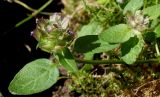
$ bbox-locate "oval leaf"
[57,47,78,73]
[8,59,59,95]
[74,35,119,53]
[123,0,143,14]
[74,35,100,53]
[143,4,160,20]
[77,22,103,37]
[99,24,132,43]
[121,34,144,64]
[92,41,119,53]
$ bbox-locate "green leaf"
[143,4,160,19]
[74,35,100,53]
[8,59,59,95]
[81,52,94,72]
[92,41,119,53]
[150,18,159,29]
[121,34,144,64]
[77,22,103,37]
[99,24,133,43]
[57,47,78,73]
[84,52,94,60]
[74,35,119,71]
[74,35,119,53]
[123,0,143,14]
[154,24,160,38]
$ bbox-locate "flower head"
[49,13,71,30]
[31,13,73,53]
[127,10,149,32]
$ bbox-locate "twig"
[15,0,53,27]
[13,0,53,15]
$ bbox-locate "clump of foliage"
[7,0,160,96]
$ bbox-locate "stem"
[75,59,160,64]
[14,0,33,11]
[155,42,160,56]
[15,0,53,27]
[13,0,53,15]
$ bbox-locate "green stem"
[155,42,160,56]
[14,0,53,15]
[75,59,160,64]
[15,0,53,27]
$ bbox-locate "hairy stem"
[15,0,53,27]
[75,59,160,64]
[13,0,52,15]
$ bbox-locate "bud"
[31,13,73,53]
[49,13,71,30]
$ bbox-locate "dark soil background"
[0,0,63,97]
